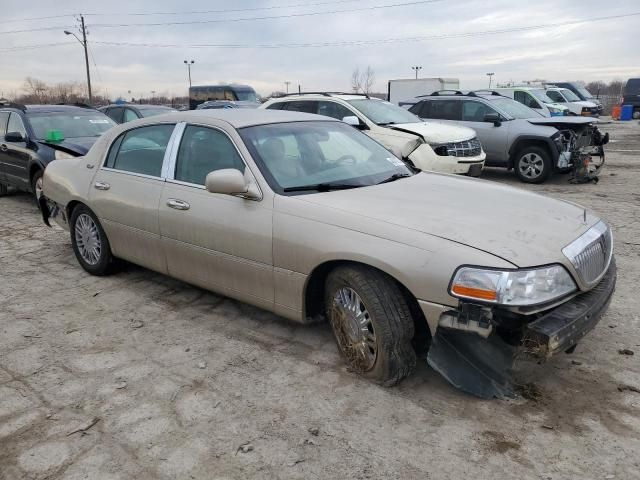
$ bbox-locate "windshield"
[490,98,542,119]
[560,89,581,102]
[530,89,556,104]
[235,90,258,102]
[239,121,412,194]
[139,108,176,117]
[27,112,115,139]
[347,99,420,125]
[576,86,593,99]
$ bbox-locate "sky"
[1,0,639,100]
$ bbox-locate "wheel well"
[304,260,431,348]
[66,200,83,220]
[28,164,42,188]
[509,139,553,167]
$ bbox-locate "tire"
[70,205,115,276]
[324,265,416,386]
[633,109,640,120]
[31,169,43,207]
[514,146,552,184]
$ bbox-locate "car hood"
[389,122,476,143]
[572,100,598,108]
[38,136,99,156]
[293,173,599,268]
[527,117,596,127]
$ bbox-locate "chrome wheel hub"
[331,287,377,371]
[519,153,544,179]
[75,213,101,265]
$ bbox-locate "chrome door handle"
[94,181,110,190]
[0,144,7,152]
[167,199,190,210]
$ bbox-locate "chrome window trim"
[98,122,179,179]
[166,121,263,201]
[100,167,167,182]
[562,221,613,287]
[161,122,186,179]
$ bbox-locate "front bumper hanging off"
[427,260,617,399]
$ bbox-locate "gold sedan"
[41,110,615,398]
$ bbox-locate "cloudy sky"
[1,0,638,99]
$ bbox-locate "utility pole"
[486,72,495,88]
[64,15,92,104]
[284,81,291,93]
[411,66,422,79]
[184,60,195,88]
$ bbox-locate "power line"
[86,0,444,29]
[0,25,76,35]
[2,10,638,51]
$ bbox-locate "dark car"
[0,102,116,201]
[549,82,603,116]
[99,104,177,124]
[622,78,640,119]
[195,100,259,110]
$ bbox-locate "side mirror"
[483,113,501,126]
[342,116,368,130]
[5,131,25,142]
[205,168,260,200]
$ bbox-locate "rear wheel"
[324,265,416,386]
[514,146,552,184]
[70,205,115,276]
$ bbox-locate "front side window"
[0,112,9,136]
[106,107,124,123]
[105,124,175,177]
[317,101,355,121]
[347,99,420,125]
[123,108,139,122]
[490,98,541,119]
[561,89,580,102]
[461,101,497,122]
[239,121,412,194]
[174,125,245,185]
[427,100,461,121]
[7,113,27,138]
[546,90,566,103]
[515,91,541,109]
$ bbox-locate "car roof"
[101,104,174,110]
[132,109,338,128]
[270,93,374,102]
[21,105,99,113]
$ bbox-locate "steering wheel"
[335,155,357,166]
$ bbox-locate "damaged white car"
[261,93,486,176]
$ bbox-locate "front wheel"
[31,170,43,207]
[70,205,115,276]
[324,265,416,386]
[514,146,552,184]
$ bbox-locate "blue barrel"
[620,104,634,121]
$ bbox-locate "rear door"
[89,123,178,273]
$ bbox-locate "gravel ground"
[1,119,639,480]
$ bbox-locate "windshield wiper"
[376,173,411,185]
[283,183,363,192]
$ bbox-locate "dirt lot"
[1,119,639,480]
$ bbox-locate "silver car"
[40,110,616,398]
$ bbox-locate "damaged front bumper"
[426,259,617,399]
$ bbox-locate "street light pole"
[64,14,92,104]
[486,72,495,89]
[284,81,291,93]
[411,66,422,79]
[183,60,194,88]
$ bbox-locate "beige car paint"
[42,110,603,337]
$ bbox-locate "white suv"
[261,93,486,176]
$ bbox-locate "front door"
[1,113,31,190]
[459,100,509,164]
[158,123,274,309]
[89,123,177,273]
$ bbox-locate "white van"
[545,87,600,116]
[494,87,569,117]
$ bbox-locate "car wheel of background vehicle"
[324,265,416,386]
[514,146,551,184]
[633,109,640,120]
[31,170,43,207]
[70,205,115,276]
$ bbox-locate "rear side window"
[0,112,9,136]
[428,100,461,120]
[105,124,175,177]
[265,102,285,110]
[174,125,245,185]
[282,101,318,114]
[317,101,354,121]
[106,107,124,123]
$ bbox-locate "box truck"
[387,78,460,105]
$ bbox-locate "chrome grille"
[433,138,482,157]
[563,221,613,287]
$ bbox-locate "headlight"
[54,150,74,160]
[449,265,576,306]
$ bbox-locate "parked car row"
[33,108,616,398]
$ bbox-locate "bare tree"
[351,66,376,94]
